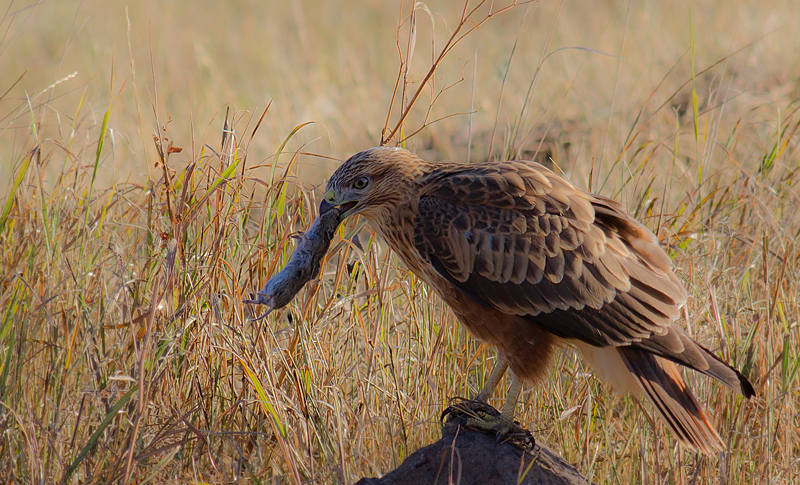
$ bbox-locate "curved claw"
[441,398,497,423]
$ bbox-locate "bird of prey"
[320,146,754,454]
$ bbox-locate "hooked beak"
[320,189,359,216]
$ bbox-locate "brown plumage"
[321,146,754,454]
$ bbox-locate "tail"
[618,347,725,453]
[577,342,734,454]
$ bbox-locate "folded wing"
[412,160,753,452]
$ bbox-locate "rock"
[354,411,591,485]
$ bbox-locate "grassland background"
[1,0,799,483]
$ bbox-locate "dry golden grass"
[1,0,799,483]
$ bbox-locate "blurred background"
[3,0,798,191]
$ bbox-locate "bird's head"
[320,146,425,220]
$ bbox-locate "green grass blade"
[0,152,33,233]
[0,286,19,400]
[61,386,137,483]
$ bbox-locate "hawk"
[320,146,754,453]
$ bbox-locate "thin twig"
[381,0,531,146]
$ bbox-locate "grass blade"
[61,386,137,484]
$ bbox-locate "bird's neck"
[364,197,424,273]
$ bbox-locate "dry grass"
[1,0,799,483]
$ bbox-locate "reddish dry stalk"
[381,0,530,146]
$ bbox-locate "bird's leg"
[475,358,508,403]
[500,373,522,420]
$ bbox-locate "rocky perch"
[354,410,591,485]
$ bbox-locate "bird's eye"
[353,176,369,189]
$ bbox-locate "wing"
[413,160,688,348]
